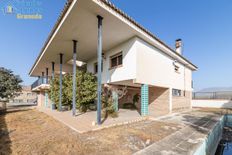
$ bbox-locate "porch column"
[141,84,149,116]
[45,68,49,108]
[41,72,44,84]
[97,15,103,125]
[46,68,49,84]
[72,40,77,116]
[59,53,63,111]
[51,62,55,110]
[52,62,55,80]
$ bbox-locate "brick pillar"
[141,84,149,116]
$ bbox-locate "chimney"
[175,39,182,55]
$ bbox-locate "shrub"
[49,70,97,111]
[49,70,118,117]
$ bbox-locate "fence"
[193,91,232,100]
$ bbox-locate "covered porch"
[29,0,172,125]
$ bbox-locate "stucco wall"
[192,100,232,108]
[37,91,45,107]
[172,91,192,112]
[135,38,193,91]
[87,37,137,84]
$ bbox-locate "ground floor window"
[172,89,181,97]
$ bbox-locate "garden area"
[0,105,181,155]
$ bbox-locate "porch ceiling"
[30,0,137,76]
[30,0,197,77]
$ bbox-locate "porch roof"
[29,0,197,77]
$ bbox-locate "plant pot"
[51,103,56,110]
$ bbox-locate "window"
[94,62,103,74]
[110,52,123,69]
[172,89,181,97]
[27,93,32,96]
[174,65,179,72]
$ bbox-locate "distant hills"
[198,87,232,92]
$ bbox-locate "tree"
[0,67,23,102]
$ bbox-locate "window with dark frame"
[94,62,103,74]
[110,52,123,68]
[172,89,182,97]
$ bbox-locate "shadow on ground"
[0,106,31,155]
[181,108,232,135]
[0,108,12,155]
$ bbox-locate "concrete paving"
[134,110,223,155]
[38,107,145,133]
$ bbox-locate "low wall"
[193,116,224,155]
[192,99,232,108]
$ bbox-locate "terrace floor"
[37,106,144,133]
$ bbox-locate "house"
[10,86,37,104]
[29,0,197,124]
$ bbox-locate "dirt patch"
[0,106,181,155]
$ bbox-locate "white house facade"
[29,0,197,124]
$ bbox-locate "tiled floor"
[37,107,144,133]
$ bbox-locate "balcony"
[31,77,50,92]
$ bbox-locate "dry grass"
[0,106,181,155]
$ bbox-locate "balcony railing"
[31,77,49,90]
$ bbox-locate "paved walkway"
[134,110,223,155]
[38,107,145,133]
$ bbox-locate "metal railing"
[31,77,49,90]
[193,91,232,100]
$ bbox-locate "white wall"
[192,100,232,108]
[87,37,193,91]
[135,38,193,91]
[87,37,137,84]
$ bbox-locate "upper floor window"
[94,62,103,74]
[172,89,181,97]
[110,52,122,69]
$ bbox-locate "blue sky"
[0,0,232,91]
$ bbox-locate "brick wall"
[172,91,192,112]
[149,87,170,117]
